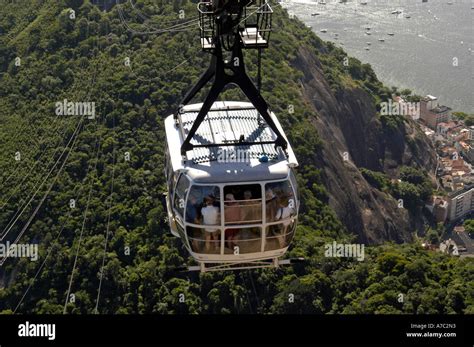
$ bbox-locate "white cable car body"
[164,2,300,271]
[165,102,299,271]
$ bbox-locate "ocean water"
[281,0,474,112]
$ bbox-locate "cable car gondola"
[164,1,299,272]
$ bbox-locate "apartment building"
[448,187,474,221]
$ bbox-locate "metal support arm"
[178,34,288,156]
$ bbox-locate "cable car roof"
[165,101,298,183]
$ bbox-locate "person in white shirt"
[201,196,220,252]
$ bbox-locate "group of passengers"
[185,186,295,252]
[265,188,295,248]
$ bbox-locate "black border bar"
[0,314,472,346]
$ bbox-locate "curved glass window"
[265,219,296,251]
[186,185,220,224]
[265,180,296,223]
[173,174,190,217]
[224,227,262,254]
[187,226,221,254]
[224,184,262,224]
[176,222,186,240]
[182,180,297,255]
[289,169,299,209]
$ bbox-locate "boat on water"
[378,38,385,42]
[320,29,328,33]
[388,32,395,36]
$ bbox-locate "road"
[457,230,474,254]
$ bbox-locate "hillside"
[0,0,472,314]
[293,44,437,243]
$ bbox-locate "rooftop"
[165,102,298,183]
[431,105,452,114]
[438,121,458,129]
[424,95,438,101]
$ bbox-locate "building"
[423,95,438,110]
[439,146,457,158]
[436,121,457,135]
[426,196,449,223]
[447,187,474,221]
[457,141,474,164]
[458,128,470,141]
[434,198,449,223]
[392,95,420,120]
[452,158,469,172]
[440,239,459,256]
[420,95,452,130]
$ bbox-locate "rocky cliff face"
[292,46,437,244]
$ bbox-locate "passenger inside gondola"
[224,193,240,249]
[224,184,262,224]
[186,194,201,224]
[265,187,278,222]
[264,180,297,250]
[224,193,240,224]
[274,197,295,247]
[222,185,263,252]
[201,195,220,252]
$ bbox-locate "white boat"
[320,29,328,33]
